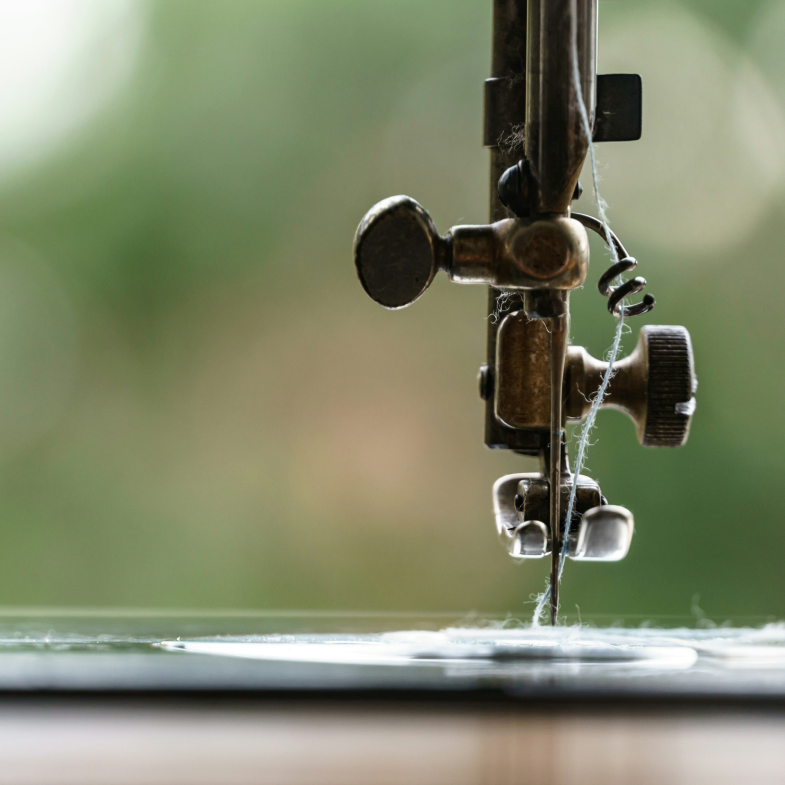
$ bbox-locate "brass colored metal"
[565,345,646,432]
[354,200,590,309]
[522,0,598,619]
[495,313,551,430]
[354,196,445,310]
[484,0,531,453]
[526,0,596,215]
[565,325,696,448]
[450,217,589,290]
[483,78,527,149]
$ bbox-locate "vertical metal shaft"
[485,0,597,623]
[548,313,568,625]
[484,0,529,451]
[526,0,595,214]
[488,0,527,225]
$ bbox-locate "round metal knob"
[566,325,696,448]
[640,325,696,448]
[353,196,446,309]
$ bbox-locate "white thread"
[487,290,522,324]
[532,6,627,626]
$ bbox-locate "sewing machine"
[353,0,697,624]
[1,5,784,783]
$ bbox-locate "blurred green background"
[0,0,782,620]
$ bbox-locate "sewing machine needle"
[549,314,567,625]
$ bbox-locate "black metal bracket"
[483,72,642,149]
[594,74,642,143]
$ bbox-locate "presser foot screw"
[478,364,493,401]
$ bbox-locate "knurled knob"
[641,325,696,447]
[566,324,697,448]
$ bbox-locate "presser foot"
[493,473,634,562]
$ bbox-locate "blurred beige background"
[0,0,782,621]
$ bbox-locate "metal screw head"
[497,160,530,218]
[478,364,493,401]
[353,195,443,309]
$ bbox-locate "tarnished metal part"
[484,0,532,453]
[451,217,589,290]
[353,198,589,311]
[521,0,597,619]
[481,0,645,454]
[643,326,697,447]
[565,325,697,447]
[485,71,642,150]
[495,313,551,430]
[565,344,647,430]
[525,0,596,215]
[353,196,446,309]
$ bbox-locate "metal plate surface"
[0,610,781,702]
